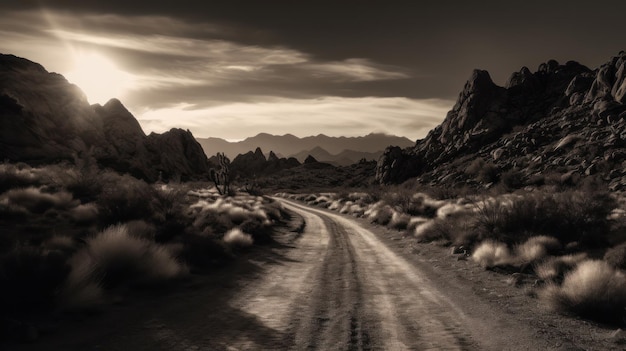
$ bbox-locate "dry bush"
[223,228,253,247]
[368,204,393,225]
[97,174,157,225]
[0,163,41,193]
[500,168,524,189]
[540,260,626,324]
[471,241,513,268]
[472,191,615,247]
[66,224,187,292]
[413,221,441,242]
[514,236,561,265]
[535,253,587,282]
[604,242,626,270]
[389,211,411,230]
[477,161,499,183]
[3,187,76,214]
[69,203,99,224]
[60,166,104,203]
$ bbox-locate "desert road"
[14,198,553,351]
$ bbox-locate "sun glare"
[65,52,135,105]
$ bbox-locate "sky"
[1,1,625,141]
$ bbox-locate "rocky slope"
[0,54,210,182]
[377,52,626,191]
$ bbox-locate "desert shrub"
[151,186,188,224]
[0,163,40,193]
[389,211,410,230]
[465,158,499,183]
[0,247,70,315]
[471,240,513,268]
[411,213,477,245]
[514,236,561,265]
[97,175,157,225]
[413,221,441,242]
[67,224,187,290]
[223,228,253,248]
[472,191,615,247]
[191,207,232,235]
[477,162,499,184]
[69,203,99,224]
[370,206,393,225]
[541,260,626,324]
[535,253,587,282]
[465,158,485,177]
[500,168,524,189]
[604,242,626,270]
[407,216,429,231]
[436,202,472,219]
[328,200,342,211]
[61,167,103,204]
[3,187,76,214]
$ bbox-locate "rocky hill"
[0,54,210,182]
[376,52,626,192]
[197,132,413,165]
[229,147,301,179]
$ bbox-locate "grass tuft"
[471,240,512,268]
[540,260,626,324]
[223,228,253,248]
[66,224,187,292]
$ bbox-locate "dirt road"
[12,199,568,350]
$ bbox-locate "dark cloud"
[1,1,625,138]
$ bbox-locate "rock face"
[230,147,300,178]
[377,52,626,191]
[0,54,210,182]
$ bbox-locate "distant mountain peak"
[196,132,414,166]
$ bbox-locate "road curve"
[274,199,549,351]
[13,198,551,351]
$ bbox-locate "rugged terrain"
[0,54,210,182]
[377,52,626,192]
[7,199,619,350]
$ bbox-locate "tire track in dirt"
[283,200,475,350]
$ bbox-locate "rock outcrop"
[0,54,210,182]
[230,147,300,178]
[377,51,626,191]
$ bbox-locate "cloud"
[0,9,448,140]
[305,58,410,82]
[134,97,454,140]
[0,9,413,97]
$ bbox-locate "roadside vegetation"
[278,184,626,325]
[0,161,286,340]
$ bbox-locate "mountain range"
[3,50,625,193]
[196,133,414,166]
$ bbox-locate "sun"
[65,52,135,105]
